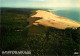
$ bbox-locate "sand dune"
[27,10,80,29]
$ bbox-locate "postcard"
[0,0,80,56]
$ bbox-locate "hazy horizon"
[1,0,80,8]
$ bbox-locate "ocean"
[50,8,80,23]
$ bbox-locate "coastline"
[27,10,80,29]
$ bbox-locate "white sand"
[27,10,80,29]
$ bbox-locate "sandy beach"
[27,10,80,29]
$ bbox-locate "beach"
[27,10,80,29]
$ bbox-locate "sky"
[0,0,80,8]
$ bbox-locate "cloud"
[43,0,80,7]
[1,0,79,8]
[76,0,80,7]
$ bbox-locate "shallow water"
[51,8,80,23]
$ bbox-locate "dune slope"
[27,10,80,29]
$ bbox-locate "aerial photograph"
[0,0,80,56]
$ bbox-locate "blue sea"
[49,8,80,23]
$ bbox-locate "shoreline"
[27,10,80,29]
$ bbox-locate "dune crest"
[27,10,80,29]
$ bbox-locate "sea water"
[50,8,80,23]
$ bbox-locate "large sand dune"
[27,10,80,29]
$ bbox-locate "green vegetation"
[1,8,80,56]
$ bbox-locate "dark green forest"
[1,8,80,56]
